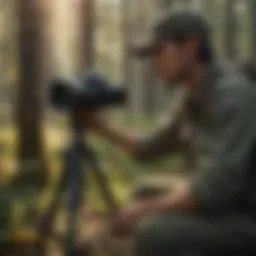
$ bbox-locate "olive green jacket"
[135,63,256,214]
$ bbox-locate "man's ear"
[186,37,200,58]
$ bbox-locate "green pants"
[134,213,256,256]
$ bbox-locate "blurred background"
[0,0,255,254]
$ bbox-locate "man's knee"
[134,213,205,256]
[134,215,181,256]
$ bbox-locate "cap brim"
[129,35,158,58]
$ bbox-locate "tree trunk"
[0,1,14,124]
[138,0,156,117]
[15,0,48,186]
[224,0,237,60]
[76,0,95,75]
[202,0,216,21]
[161,0,173,8]
[249,0,256,59]
[121,0,135,116]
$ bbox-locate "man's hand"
[76,109,138,155]
[152,178,197,213]
[110,178,197,237]
[76,109,105,133]
[110,202,150,237]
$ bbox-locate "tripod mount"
[38,108,119,256]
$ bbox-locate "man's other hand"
[110,202,150,237]
[76,109,105,132]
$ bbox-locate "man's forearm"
[95,124,139,156]
[94,120,182,162]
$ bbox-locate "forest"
[0,0,256,255]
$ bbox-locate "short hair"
[197,37,214,63]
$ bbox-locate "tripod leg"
[85,148,119,214]
[65,144,85,256]
[35,165,68,256]
[38,167,67,237]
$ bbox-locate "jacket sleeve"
[133,106,184,162]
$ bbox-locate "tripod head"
[49,72,126,111]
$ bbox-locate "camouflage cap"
[131,10,211,58]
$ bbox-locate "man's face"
[148,39,197,84]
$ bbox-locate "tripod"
[37,109,119,256]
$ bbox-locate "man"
[82,10,256,255]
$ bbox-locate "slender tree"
[202,0,216,20]
[0,0,14,121]
[15,0,48,185]
[120,0,137,116]
[137,0,157,117]
[161,0,173,8]
[249,0,256,59]
[224,0,237,60]
[75,0,96,75]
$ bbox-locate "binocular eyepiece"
[49,72,126,110]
